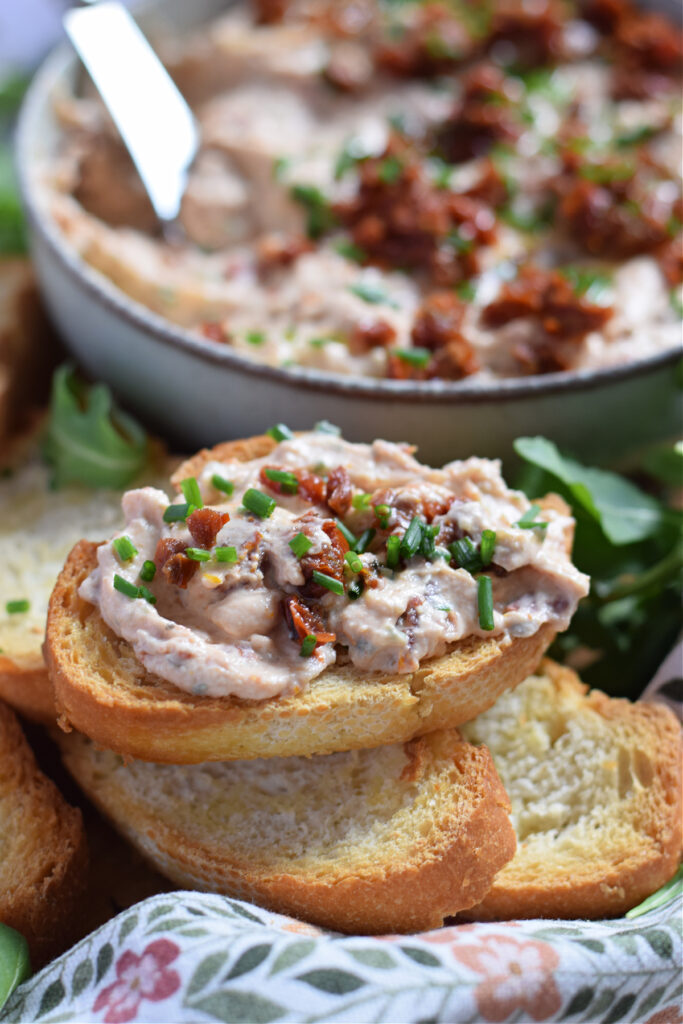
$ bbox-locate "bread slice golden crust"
[0,701,87,965]
[0,656,54,725]
[461,660,683,920]
[58,727,516,934]
[46,434,567,763]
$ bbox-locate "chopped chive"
[113,574,141,599]
[615,124,656,148]
[516,504,548,529]
[138,585,157,605]
[267,423,294,441]
[273,155,291,181]
[6,599,29,614]
[420,523,439,559]
[456,280,476,301]
[215,546,238,563]
[112,536,137,562]
[300,634,317,657]
[374,503,391,528]
[336,519,358,548]
[243,488,277,518]
[480,529,497,566]
[348,578,365,600]
[185,547,211,562]
[450,537,482,573]
[309,336,331,348]
[290,183,336,239]
[352,492,372,511]
[163,502,195,524]
[264,468,299,494]
[345,550,363,574]
[335,239,366,263]
[180,477,203,509]
[400,516,423,559]
[140,560,156,582]
[377,155,403,184]
[477,575,495,631]
[394,347,431,369]
[289,532,313,558]
[355,527,376,553]
[348,281,397,307]
[314,420,341,435]
[212,473,234,496]
[246,330,265,346]
[386,534,401,569]
[312,570,345,595]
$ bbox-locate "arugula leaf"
[513,436,661,545]
[0,923,30,1011]
[42,365,149,489]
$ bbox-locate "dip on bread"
[44,0,682,382]
[79,429,589,700]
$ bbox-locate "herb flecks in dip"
[45,0,682,381]
[79,430,589,700]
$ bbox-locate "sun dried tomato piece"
[296,470,327,505]
[161,553,199,589]
[300,520,349,595]
[486,0,567,67]
[615,10,683,74]
[326,467,353,516]
[412,291,466,350]
[558,178,674,259]
[464,158,509,209]
[482,265,612,340]
[200,322,231,344]
[253,0,288,24]
[283,595,336,644]
[580,0,628,33]
[349,318,397,355]
[437,64,521,164]
[657,234,683,287]
[154,537,187,569]
[375,2,475,78]
[187,508,230,549]
[428,339,480,380]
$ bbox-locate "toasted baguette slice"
[0,438,177,724]
[58,726,516,934]
[0,701,87,965]
[46,434,567,763]
[460,660,683,920]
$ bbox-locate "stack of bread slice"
[5,435,682,936]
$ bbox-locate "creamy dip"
[80,429,589,700]
[43,0,682,381]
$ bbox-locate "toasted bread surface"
[460,660,683,920]
[0,701,87,965]
[46,434,567,763]
[58,726,516,934]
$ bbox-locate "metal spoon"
[63,0,198,233]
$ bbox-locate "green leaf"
[641,929,674,960]
[225,944,271,980]
[514,436,661,544]
[603,993,637,1023]
[186,952,229,997]
[37,980,65,1018]
[71,959,94,998]
[296,968,365,994]
[0,924,30,1012]
[118,913,138,943]
[347,948,397,969]
[269,940,315,975]
[626,865,683,919]
[399,947,441,967]
[146,903,176,922]
[188,991,285,1023]
[225,902,264,923]
[42,365,148,489]
[95,943,114,983]
[561,986,594,1018]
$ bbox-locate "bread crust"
[59,728,517,934]
[0,656,55,725]
[0,701,87,965]
[46,434,567,763]
[462,659,683,920]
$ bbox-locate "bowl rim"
[15,26,682,407]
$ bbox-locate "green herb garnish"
[185,548,211,562]
[300,634,317,657]
[336,520,358,548]
[140,560,156,582]
[345,550,363,574]
[314,420,341,435]
[246,330,265,346]
[348,579,365,600]
[450,537,482,573]
[386,534,401,569]
[394,347,431,369]
[477,575,495,631]
[289,532,313,558]
[290,184,336,239]
[355,528,376,553]
[180,477,203,509]
[400,516,423,559]
[212,474,234,496]
[335,239,367,263]
[264,468,299,494]
[215,546,238,563]
[377,155,403,184]
[243,488,277,519]
[312,570,345,595]
[348,281,398,307]
[42,365,148,489]
[5,599,29,614]
[267,423,294,442]
[163,503,195,524]
[480,529,497,566]
[113,575,142,599]
[112,536,137,563]
[352,492,372,511]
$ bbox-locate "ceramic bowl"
[15,0,682,465]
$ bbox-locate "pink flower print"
[453,933,562,1022]
[93,939,181,1023]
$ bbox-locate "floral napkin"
[2,887,681,1024]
